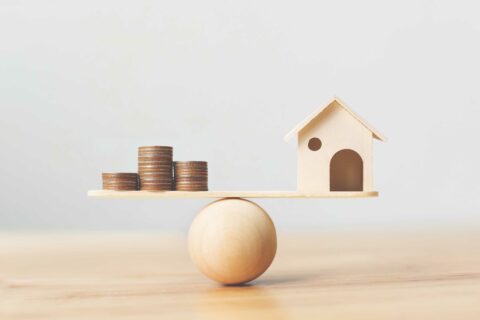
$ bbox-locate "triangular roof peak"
[284,97,387,142]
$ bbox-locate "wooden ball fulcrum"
[188,198,277,285]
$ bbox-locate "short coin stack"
[102,173,138,191]
[174,161,208,191]
[138,146,173,191]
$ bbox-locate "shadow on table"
[253,274,315,286]
[197,285,287,320]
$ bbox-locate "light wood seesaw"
[88,97,385,285]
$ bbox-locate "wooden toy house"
[284,97,386,193]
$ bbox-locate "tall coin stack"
[102,173,138,191]
[138,146,173,191]
[174,161,208,191]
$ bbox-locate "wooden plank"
[2,230,480,319]
[87,190,378,199]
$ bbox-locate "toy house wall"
[297,103,373,192]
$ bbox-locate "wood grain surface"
[2,229,480,319]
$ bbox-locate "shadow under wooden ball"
[188,198,277,285]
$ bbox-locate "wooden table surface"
[2,229,480,319]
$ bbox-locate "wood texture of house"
[285,97,386,193]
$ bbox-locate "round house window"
[308,137,322,151]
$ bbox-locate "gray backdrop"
[1,1,479,232]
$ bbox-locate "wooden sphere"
[188,198,277,285]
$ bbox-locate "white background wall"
[1,0,479,232]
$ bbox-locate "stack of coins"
[138,146,173,191]
[102,173,138,191]
[174,161,208,191]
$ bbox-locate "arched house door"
[330,149,363,191]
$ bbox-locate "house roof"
[284,97,387,142]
